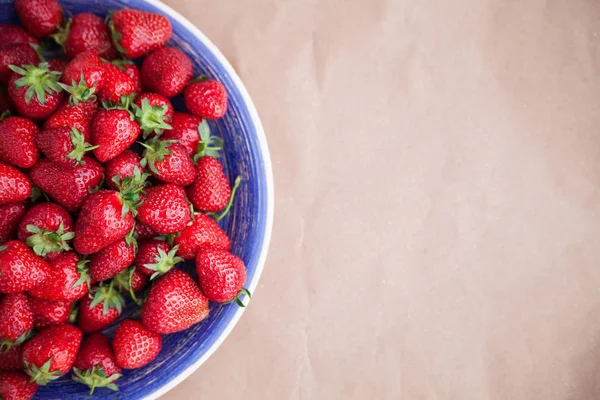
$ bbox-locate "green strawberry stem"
[113,267,138,303]
[194,120,223,161]
[139,138,174,175]
[67,127,99,164]
[50,19,72,47]
[25,222,74,257]
[144,245,183,280]
[25,357,63,386]
[107,17,127,56]
[125,225,138,253]
[0,111,10,120]
[58,73,97,105]
[223,287,252,308]
[73,259,91,291]
[72,366,121,395]
[132,98,173,138]
[214,176,242,222]
[8,63,62,105]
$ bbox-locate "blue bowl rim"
[134,1,274,398]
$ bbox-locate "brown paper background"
[161,0,600,399]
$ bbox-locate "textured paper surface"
[162,0,600,399]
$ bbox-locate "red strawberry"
[54,13,117,60]
[35,126,97,167]
[0,346,23,371]
[91,109,140,162]
[0,241,50,294]
[0,86,14,115]
[113,320,162,369]
[141,47,192,98]
[104,150,143,190]
[132,93,173,138]
[0,44,39,84]
[137,184,191,234]
[22,324,82,385]
[0,162,31,205]
[60,51,105,93]
[142,269,209,334]
[0,371,38,400]
[18,202,74,257]
[47,59,68,74]
[109,9,172,59]
[44,99,98,140]
[8,62,63,120]
[112,59,141,94]
[114,266,148,296]
[30,298,71,329]
[134,239,181,279]
[188,156,234,212]
[184,78,228,120]
[73,333,122,394]
[133,220,159,240]
[0,293,33,351]
[173,213,231,260]
[141,139,195,185]
[29,252,89,302]
[196,248,249,305]
[74,187,142,255]
[0,203,26,244]
[0,116,39,168]
[30,157,103,212]
[160,112,202,155]
[97,63,136,105]
[90,235,136,283]
[15,0,63,38]
[78,283,124,333]
[0,25,39,47]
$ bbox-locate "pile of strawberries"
[0,0,250,398]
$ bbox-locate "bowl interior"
[0,1,272,399]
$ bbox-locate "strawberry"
[134,239,181,279]
[140,139,195,185]
[132,93,173,138]
[0,371,38,400]
[196,248,249,305]
[0,116,39,168]
[0,241,50,294]
[141,47,193,98]
[78,283,124,333]
[0,293,33,351]
[0,25,39,47]
[73,184,142,255]
[54,13,117,60]
[35,126,97,167]
[31,298,71,329]
[173,213,231,260]
[8,62,63,120]
[90,234,136,283]
[188,156,235,213]
[0,44,39,84]
[109,9,172,59]
[142,269,209,334]
[104,150,143,190]
[29,252,89,302]
[44,98,98,140]
[47,59,68,74]
[160,112,202,155]
[60,51,105,93]
[18,202,74,257]
[0,203,26,244]
[113,320,162,369]
[29,157,104,212]
[134,220,159,240]
[114,266,148,296]
[72,333,122,394]
[15,0,63,38]
[97,63,136,105]
[91,109,140,162]
[0,162,31,205]
[137,184,191,234]
[0,346,23,371]
[112,59,141,94]
[184,78,228,120]
[22,324,82,385]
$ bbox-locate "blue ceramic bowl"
[0,0,274,398]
